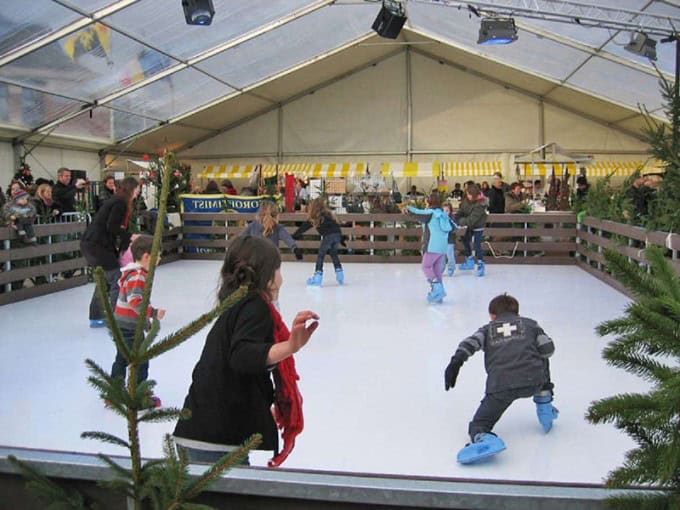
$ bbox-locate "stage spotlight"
[182,0,215,26]
[372,0,407,40]
[625,32,657,61]
[478,17,518,45]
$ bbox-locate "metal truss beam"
[412,0,680,37]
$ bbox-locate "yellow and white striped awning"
[439,161,503,177]
[380,162,439,178]
[520,161,654,177]
[520,163,577,176]
[586,161,644,177]
[199,164,255,179]
[265,162,367,178]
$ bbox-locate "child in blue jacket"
[403,192,452,303]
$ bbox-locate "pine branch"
[92,268,129,361]
[604,492,674,510]
[603,249,660,298]
[184,434,262,500]
[7,455,94,510]
[80,431,130,449]
[139,286,248,363]
[587,393,662,425]
[95,453,133,481]
[136,406,185,424]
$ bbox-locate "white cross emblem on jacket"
[497,322,517,337]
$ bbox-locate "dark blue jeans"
[111,328,149,383]
[462,229,484,262]
[315,233,342,272]
[89,267,121,320]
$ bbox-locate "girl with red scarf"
[174,235,319,466]
[80,176,139,328]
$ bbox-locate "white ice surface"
[0,261,640,483]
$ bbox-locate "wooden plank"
[0,275,88,306]
[182,226,228,234]
[576,260,630,298]
[0,258,86,285]
[0,240,82,263]
[182,239,229,248]
[181,252,225,261]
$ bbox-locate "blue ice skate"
[307,271,323,286]
[533,394,559,432]
[89,319,106,328]
[459,256,475,270]
[335,268,344,285]
[447,264,455,276]
[427,281,446,303]
[457,432,506,464]
[477,260,485,277]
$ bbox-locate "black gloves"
[294,247,303,260]
[444,354,465,391]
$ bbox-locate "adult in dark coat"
[80,176,138,326]
[487,174,508,214]
[52,167,86,214]
[174,236,319,465]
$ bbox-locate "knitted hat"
[12,188,29,200]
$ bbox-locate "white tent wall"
[543,104,649,153]
[0,140,102,186]
[282,52,407,155]
[170,43,655,194]
[180,110,279,159]
[410,52,540,152]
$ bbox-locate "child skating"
[401,192,452,303]
[292,197,345,286]
[444,293,557,463]
[454,183,487,277]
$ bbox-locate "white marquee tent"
[0,1,678,182]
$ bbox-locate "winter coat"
[457,198,487,230]
[173,293,278,451]
[2,200,36,225]
[406,206,452,254]
[52,182,79,213]
[292,211,342,238]
[504,191,526,213]
[80,195,132,270]
[241,221,297,250]
[453,312,555,394]
[487,186,506,214]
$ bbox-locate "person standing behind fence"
[241,201,303,261]
[292,198,345,287]
[80,177,139,329]
[52,167,86,215]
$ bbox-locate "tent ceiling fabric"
[0,0,677,153]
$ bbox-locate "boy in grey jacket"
[444,293,557,463]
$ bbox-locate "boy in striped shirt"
[111,235,165,406]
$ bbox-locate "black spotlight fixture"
[625,32,657,61]
[182,0,215,26]
[372,0,407,40]
[478,17,518,45]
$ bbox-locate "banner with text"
[180,194,267,252]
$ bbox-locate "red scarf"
[266,298,304,468]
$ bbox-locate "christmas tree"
[586,245,680,509]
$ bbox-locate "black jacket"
[292,211,342,238]
[52,182,79,213]
[487,186,506,214]
[174,294,278,451]
[80,195,131,270]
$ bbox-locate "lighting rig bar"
[412,0,680,37]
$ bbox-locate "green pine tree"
[10,152,261,509]
[642,75,680,234]
[586,246,680,509]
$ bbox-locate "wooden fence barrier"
[576,216,680,296]
[180,212,578,264]
[0,223,183,305]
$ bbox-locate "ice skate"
[307,271,323,286]
[89,319,106,328]
[459,256,475,270]
[447,264,455,276]
[534,394,559,432]
[427,281,446,304]
[457,432,506,464]
[477,260,485,277]
[335,268,344,285]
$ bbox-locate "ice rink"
[0,260,641,484]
